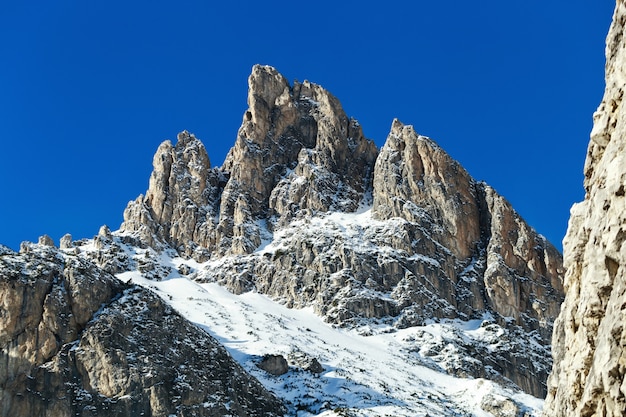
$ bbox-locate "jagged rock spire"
[121,65,378,257]
[372,119,482,260]
[373,118,563,339]
[219,65,378,253]
[120,130,225,258]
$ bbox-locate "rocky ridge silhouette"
[1,64,568,416]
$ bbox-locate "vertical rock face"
[120,131,227,258]
[0,244,286,417]
[544,2,626,416]
[372,119,483,260]
[482,185,564,341]
[219,66,378,254]
[0,244,124,392]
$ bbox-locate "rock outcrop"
[372,119,482,260]
[0,243,285,417]
[372,121,563,340]
[116,65,564,398]
[544,1,626,416]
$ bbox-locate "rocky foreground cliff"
[543,1,626,416]
[1,64,566,416]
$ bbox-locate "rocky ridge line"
[122,65,378,258]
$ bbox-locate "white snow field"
[112,250,543,417]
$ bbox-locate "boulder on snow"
[258,354,289,376]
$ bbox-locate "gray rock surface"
[373,120,563,340]
[372,119,482,260]
[287,350,324,374]
[37,234,55,247]
[544,1,626,415]
[0,243,285,417]
[59,233,73,249]
[481,392,528,417]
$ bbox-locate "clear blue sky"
[0,1,615,252]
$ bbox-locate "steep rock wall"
[544,1,626,416]
[372,119,563,341]
[121,65,378,258]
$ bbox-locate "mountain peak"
[122,65,378,257]
[115,64,565,398]
[1,63,569,415]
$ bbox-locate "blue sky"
[0,1,615,251]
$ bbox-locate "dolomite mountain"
[543,1,626,416]
[0,64,566,417]
[119,65,564,397]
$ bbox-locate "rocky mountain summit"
[1,64,567,416]
[544,1,626,416]
[118,64,564,399]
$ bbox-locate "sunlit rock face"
[544,2,626,416]
[368,119,563,396]
[372,119,482,261]
[372,120,563,341]
[118,64,564,398]
[0,244,286,417]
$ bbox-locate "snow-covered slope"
[0,242,286,417]
[75,230,544,417]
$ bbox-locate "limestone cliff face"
[0,244,125,401]
[372,120,482,261]
[0,243,285,417]
[544,2,626,416]
[121,131,227,258]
